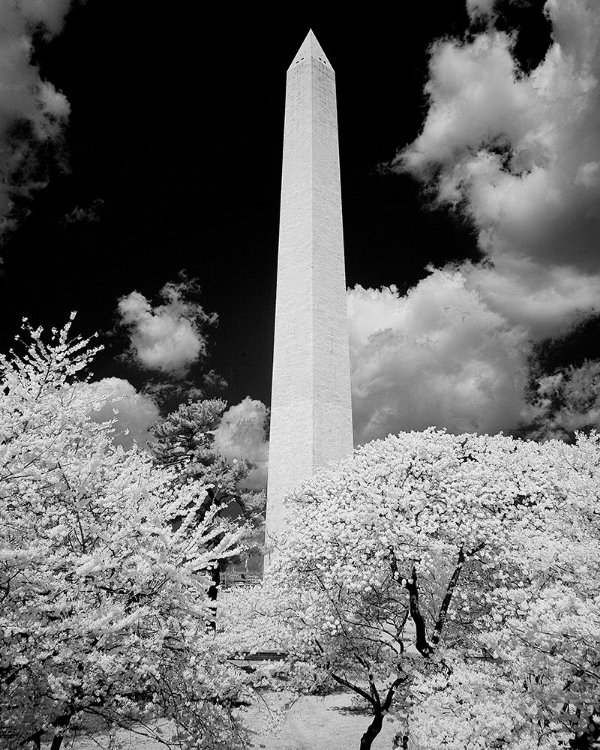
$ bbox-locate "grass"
[46,691,400,750]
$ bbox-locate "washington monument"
[265,31,354,559]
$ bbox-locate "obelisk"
[266,31,353,561]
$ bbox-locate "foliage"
[0,319,253,749]
[150,400,237,485]
[148,399,264,518]
[227,429,600,750]
[148,399,265,579]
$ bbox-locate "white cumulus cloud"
[84,377,160,449]
[348,273,529,444]
[354,0,600,441]
[214,397,269,490]
[117,276,218,379]
[395,0,600,324]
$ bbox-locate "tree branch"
[330,671,376,707]
[405,567,433,657]
[314,638,376,707]
[382,672,409,713]
[432,542,485,646]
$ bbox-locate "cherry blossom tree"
[226,429,600,750]
[0,318,253,749]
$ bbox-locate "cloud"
[465,0,498,20]
[84,377,160,449]
[462,257,600,340]
[348,273,529,444]
[117,275,218,379]
[213,398,269,490]
[17,0,75,36]
[63,198,104,224]
[354,0,600,441]
[393,0,600,329]
[0,0,75,239]
[520,360,600,441]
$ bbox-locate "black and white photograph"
[1,1,599,748]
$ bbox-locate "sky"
[0,0,599,465]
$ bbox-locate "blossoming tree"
[148,398,265,596]
[226,429,600,750]
[0,319,253,749]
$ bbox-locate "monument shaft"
[266,32,354,555]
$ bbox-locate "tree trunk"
[206,562,221,631]
[360,711,384,750]
[21,730,42,748]
[49,711,73,750]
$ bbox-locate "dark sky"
[0,2,492,406]
[4,0,597,448]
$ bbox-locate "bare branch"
[432,542,485,646]
[405,567,433,657]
